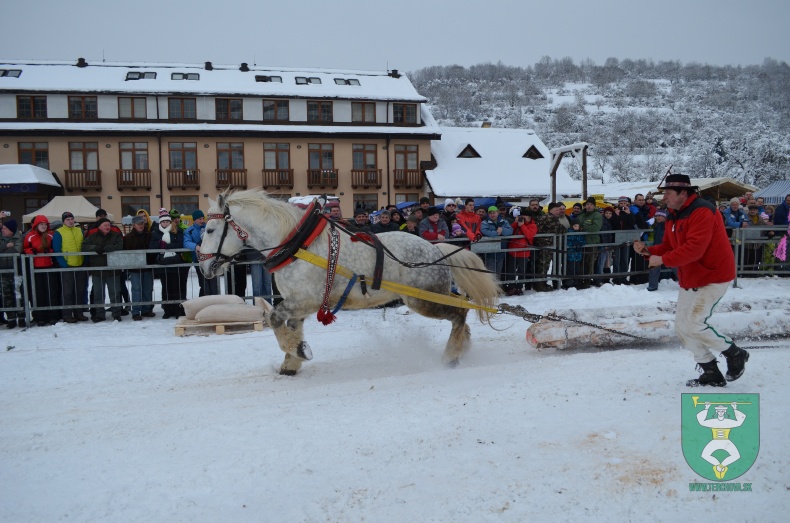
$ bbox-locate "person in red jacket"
[504,207,537,295]
[23,215,61,325]
[634,174,748,387]
[455,198,482,244]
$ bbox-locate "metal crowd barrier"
[1,227,787,326]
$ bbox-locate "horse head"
[199,191,248,279]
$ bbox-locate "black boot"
[687,359,726,387]
[721,344,749,382]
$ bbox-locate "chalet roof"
[425,126,578,198]
[0,59,426,102]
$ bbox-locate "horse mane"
[219,188,303,240]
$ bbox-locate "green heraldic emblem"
[681,393,760,481]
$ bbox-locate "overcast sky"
[3,0,788,72]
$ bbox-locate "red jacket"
[455,210,482,242]
[507,219,538,258]
[23,215,55,268]
[647,194,735,289]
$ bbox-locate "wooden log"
[526,306,790,350]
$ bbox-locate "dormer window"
[255,75,282,83]
[0,69,22,78]
[126,71,157,80]
[523,145,544,160]
[334,78,360,86]
[171,72,200,80]
[457,145,481,158]
[295,76,321,85]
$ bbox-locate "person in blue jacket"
[183,210,218,297]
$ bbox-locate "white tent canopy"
[22,196,114,224]
[0,163,61,187]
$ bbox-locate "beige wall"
[0,136,431,219]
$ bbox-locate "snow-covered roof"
[425,127,579,198]
[0,59,426,102]
[0,163,61,187]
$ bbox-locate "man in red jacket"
[634,174,748,387]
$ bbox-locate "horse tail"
[433,243,501,323]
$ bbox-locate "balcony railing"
[393,169,423,189]
[167,169,201,190]
[307,169,339,189]
[350,169,382,189]
[64,170,102,192]
[216,169,247,190]
[262,168,294,189]
[116,169,151,191]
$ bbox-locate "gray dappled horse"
[199,189,501,376]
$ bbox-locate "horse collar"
[264,200,328,273]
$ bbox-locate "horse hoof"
[297,342,313,361]
[279,368,297,376]
[445,358,460,368]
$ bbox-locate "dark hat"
[572,203,582,209]
[747,204,760,210]
[618,195,629,203]
[95,208,107,217]
[547,202,561,211]
[192,210,205,220]
[585,196,597,206]
[354,209,367,217]
[62,212,74,220]
[419,197,430,204]
[654,210,668,218]
[132,215,146,225]
[426,206,440,217]
[95,217,111,227]
[659,173,698,191]
[2,218,17,234]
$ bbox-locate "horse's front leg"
[267,303,312,376]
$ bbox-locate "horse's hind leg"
[444,310,472,366]
[267,304,311,376]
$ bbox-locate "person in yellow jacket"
[53,211,89,322]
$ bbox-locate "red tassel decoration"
[317,308,336,325]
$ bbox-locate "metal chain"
[498,303,648,340]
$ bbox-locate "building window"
[457,144,481,158]
[255,75,282,83]
[352,144,377,170]
[125,71,156,80]
[18,142,49,169]
[170,195,199,217]
[85,196,101,208]
[351,102,375,123]
[217,143,244,169]
[120,196,150,217]
[353,194,378,213]
[394,144,418,170]
[171,72,200,80]
[168,97,197,120]
[16,96,47,119]
[395,193,419,204]
[523,145,545,160]
[68,96,98,120]
[216,98,243,121]
[295,76,321,85]
[264,143,290,170]
[119,97,147,119]
[120,142,149,170]
[393,103,418,124]
[307,101,333,122]
[69,142,99,171]
[334,78,360,86]
[308,143,334,170]
[24,198,50,215]
[169,142,198,170]
[263,99,289,121]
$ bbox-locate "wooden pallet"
[175,318,265,337]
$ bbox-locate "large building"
[0,58,439,220]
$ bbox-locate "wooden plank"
[174,318,265,337]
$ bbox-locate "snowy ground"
[1,277,788,522]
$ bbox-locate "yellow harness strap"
[294,248,499,314]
